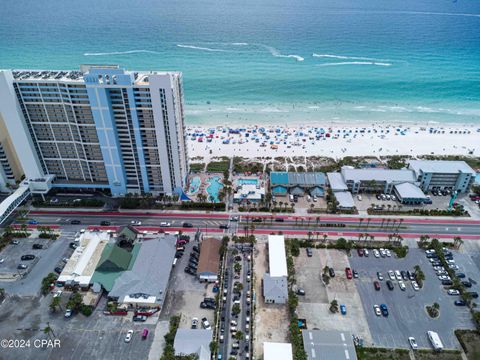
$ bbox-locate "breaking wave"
[84,50,161,56]
[317,61,392,67]
[177,44,228,52]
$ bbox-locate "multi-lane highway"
[21,210,480,240]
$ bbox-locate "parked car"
[274,217,284,222]
[400,271,408,280]
[230,216,239,222]
[380,304,389,316]
[377,272,384,281]
[133,315,147,322]
[21,254,35,261]
[385,249,392,257]
[364,249,369,257]
[467,292,478,299]
[352,269,359,278]
[407,271,416,280]
[340,304,347,315]
[357,248,364,257]
[191,317,199,329]
[69,243,77,249]
[124,329,133,343]
[373,304,381,316]
[386,280,394,290]
[33,244,44,249]
[202,317,212,330]
[182,222,193,228]
[456,273,466,278]
[219,224,229,230]
[454,300,467,306]
[306,248,313,257]
[373,249,380,258]
[64,309,73,318]
[329,267,335,277]
[388,270,395,280]
[448,289,460,296]
[296,288,306,296]
[54,267,63,274]
[462,281,472,288]
[398,281,406,291]
[374,281,381,291]
[411,281,420,291]
[441,280,453,286]
[17,264,28,270]
[184,267,196,275]
[345,267,352,280]
[408,337,418,350]
[252,217,262,223]
[10,240,19,245]
[394,270,402,280]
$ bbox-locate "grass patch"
[206,160,229,172]
[416,349,462,360]
[356,347,410,360]
[455,330,480,360]
[189,163,205,172]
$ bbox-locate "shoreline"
[186,123,480,162]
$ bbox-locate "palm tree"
[316,216,320,227]
[396,218,403,232]
[310,203,315,214]
[322,234,328,245]
[358,233,363,242]
[358,218,363,229]
[290,203,295,213]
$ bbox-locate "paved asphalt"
[350,248,477,350]
[23,211,480,240]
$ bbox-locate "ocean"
[1,0,479,126]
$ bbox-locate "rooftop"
[174,329,212,360]
[341,167,416,183]
[197,238,222,275]
[327,172,348,191]
[409,160,475,175]
[302,330,357,360]
[264,342,293,360]
[334,191,355,208]
[270,172,326,186]
[394,182,429,199]
[58,231,110,286]
[268,235,288,277]
[108,235,176,304]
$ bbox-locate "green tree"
[235,331,244,341]
[50,296,61,312]
[232,303,241,316]
[329,299,339,313]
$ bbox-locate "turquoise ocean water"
[1,0,479,126]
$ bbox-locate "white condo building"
[0,65,188,196]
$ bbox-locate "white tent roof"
[268,235,287,277]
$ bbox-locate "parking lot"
[0,230,76,297]
[0,291,155,360]
[350,248,477,350]
[160,239,216,330]
[295,248,373,344]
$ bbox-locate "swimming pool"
[189,176,201,194]
[206,176,224,203]
[238,178,258,186]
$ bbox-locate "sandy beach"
[187,123,480,162]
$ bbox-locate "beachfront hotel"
[0,65,188,196]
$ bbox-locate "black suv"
[182,222,193,228]
[21,255,35,261]
[386,280,394,290]
[32,244,44,250]
[328,267,335,277]
[70,220,81,225]
[100,221,111,226]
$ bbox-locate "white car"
[425,249,436,255]
[357,195,362,201]
[385,249,392,257]
[191,317,199,329]
[373,304,381,316]
[388,270,395,280]
[64,309,72,318]
[395,270,402,280]
[160,222,171,227]
[124,330,133,343]
[448,289,460,296]
[131,220,142,226]
[438,275,451,281]
[433,266,445,271]
[373,249,380,258]
[53,290,62,298]
[408,337,418,350]
[391,195,397,201]
[398,281,406,291]
[364,249,369,257]
[446,259,455,264]
[411,281,420,291]
[202,317,211,330]
[0,258,4,264]
[380,248,387,257]
[449,264,459,270]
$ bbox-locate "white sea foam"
[177,44,228,52]
[260,45,304,61]
[312,53,391,62]
[317,61,392,67]
[230,42,249,46]
[84,50,161,56]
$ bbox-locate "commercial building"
[409,160,475,193]
[197,238,222,282]
[0,65,188,197]
[393,182,430,205]
[333,191,355,210]
[340,167,416,194]
[58,231,110,288]
[264,342,293,360]
[233,178,265,203]
[302,330,358,360]
[263,235,288,304]
[270,172,326,197]
[108,234,176,308]
[174,329,212,360]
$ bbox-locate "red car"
[345,267,353,279]
[357,248,364,257]
[374,281,381,291]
